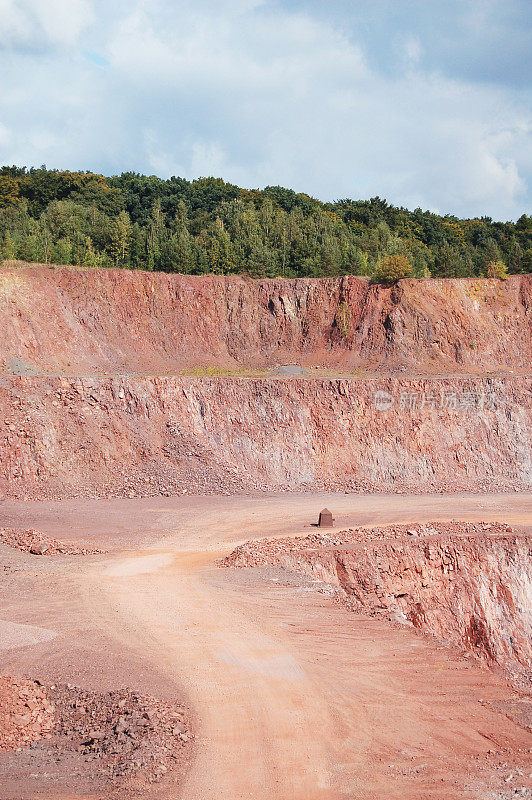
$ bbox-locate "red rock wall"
[1,265,529,499]
[0,264,530,375]
[0,376,530,499]
[222,523,532,686]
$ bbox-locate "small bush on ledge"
[373,254,414,283]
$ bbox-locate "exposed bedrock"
[0,376,530,499]
[223,523,532,686]
[0,264,531,375]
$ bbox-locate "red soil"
[0,527,103,555]
[0,263,530,798]
[1,492,531,799]
[0,677,192,792]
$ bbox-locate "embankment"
[0,376,530,499]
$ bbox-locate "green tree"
[109,210,131,266]
[52,237,72,264]
[1,230,16,259]
[0,165,529,280]
[507,237,522,274]
[434,242,462,278]
[483,237,502,272]
[37,219,53,265]
[82,237,103,268]
[486,260,509,279]
[146,200,164,269]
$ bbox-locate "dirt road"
[1,492,532,799]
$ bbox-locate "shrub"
[374,254,413,283]
[337,300,351,339]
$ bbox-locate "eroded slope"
[1,263,531,375]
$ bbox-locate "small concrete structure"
[318,508,334,527]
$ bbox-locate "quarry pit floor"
[1,491,531,800]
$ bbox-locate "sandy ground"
[1,491,531,799]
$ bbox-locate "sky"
[0,0,530,220]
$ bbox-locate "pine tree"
[507,237,522,274]
[483,237,502,272]
[2,230,16,260]
[109,211,131,266]
[434,242,461,278]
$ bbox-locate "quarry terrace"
[0,263,531,800]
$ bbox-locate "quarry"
[0,263,531,800]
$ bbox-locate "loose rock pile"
[48,683,191,784]
[0,676,192,786]
[0,676,54,750]
[0,527,103,555]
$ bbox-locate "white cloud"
[402,35,422,68]
[107,3,367,93]
[0,0,94,48]
[0,122,10,149]
[0,0,529,219]
[145,131,231,179]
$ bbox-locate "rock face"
[222,522,532,687]
[0,376,530,499]
[0,264,531,375]
[0,265,530,499]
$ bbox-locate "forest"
[0,166,530,279]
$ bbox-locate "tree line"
[0,166,530,279]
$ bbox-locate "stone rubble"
[0,676,54,750]
[0,527,104,555]
[0,676,192,786]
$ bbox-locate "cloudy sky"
[0,0,530,219]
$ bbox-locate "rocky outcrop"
[222,522,532,686]
[0,376,530,499]
[0,264,530,375]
